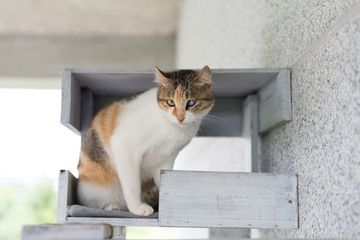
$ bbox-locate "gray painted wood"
[62,68,279,97]
[56,170,77,223]
[209,228,250,238]
[242,95,259,172]
[66,217,159,227]
[57,170,298,229]
[57,170,159,227]
[61,68,290,136]
[80,88,94,136]
[209,96,255,238]
[112,226,127,239]
[258,69,291,133]
[22,224,112,240]
[61,71,81,135]
[159,170,298,229]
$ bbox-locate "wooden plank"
[22,223,112,240]
[60,68,285,136]
[64,68,278,97]
[242,95,259,172]
[112,226,127,240]
[80,88,94,136]
[258,69,291,133]
[159,170,298,229]
[66,217,159,227]
[60,70,81,135]
[56,170,77,223]
[57,170,159,227]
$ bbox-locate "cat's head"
[155,66,214,127]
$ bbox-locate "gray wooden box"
[57,170,298,229]
[58,68,296,229]
[60,68,291,137]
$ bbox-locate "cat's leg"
[113,149,154,216]
[77,180,124,210]
[152,157,176,189]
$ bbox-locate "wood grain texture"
[22,224,112,240]
[66,217,159,227]
[80,88,94,137]
[63,68,279,97]
[259,69,291,133]
[56,170,77,223]
[242,95,259,172]
[57,170,298,229]
[61,70,81,135]
[61,68,291,136]
[159,170,298,229]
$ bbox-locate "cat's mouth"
[177,122,188,128]
[176,120,195,128]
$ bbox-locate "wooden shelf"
[159,170,298,229]
[60,68,291,136]
[57,68,296,230]
[57,170,298,229]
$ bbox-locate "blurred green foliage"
[0,182,185,239]
[0,182,56,239]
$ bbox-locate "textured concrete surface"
[177,0,360,68]
[177,0,360,237]
[176,0,268,68]
[260,10,360,238]
[262,0,360,67]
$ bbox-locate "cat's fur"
[77,66,214,216]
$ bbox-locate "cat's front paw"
[131,203,154,216]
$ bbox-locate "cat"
[77,66,214,216]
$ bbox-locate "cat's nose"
[177,116,185,123]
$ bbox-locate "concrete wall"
[177,0,360,238]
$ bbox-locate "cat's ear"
[154,66,172,88]
[196,65,212,85]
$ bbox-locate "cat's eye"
[186,100,197,108]
[166,99,175,107]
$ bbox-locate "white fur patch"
[79,88,212,216]
[77,181,127,211]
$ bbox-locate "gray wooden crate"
[57,68,296,230]
[60,68,291,136]
[56,170,159,227]
[22,223,113,240]
[57,170,298,229]
[159,170,298,229]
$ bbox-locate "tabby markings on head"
[155,66,214,124]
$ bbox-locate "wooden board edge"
[258,69,292,134]
[56,170,77,223]
[159,170,298,229]
[60,70,81,135]
[65,217,160,227]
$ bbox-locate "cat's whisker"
[199,114,237,136]
[199,119,228,136]
[207,113,240,132]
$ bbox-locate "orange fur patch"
[78,101,122,187]
[172,86,186,122]
[78,149,119,186]
[91,101,122,148]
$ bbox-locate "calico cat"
[77,66,214,216]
